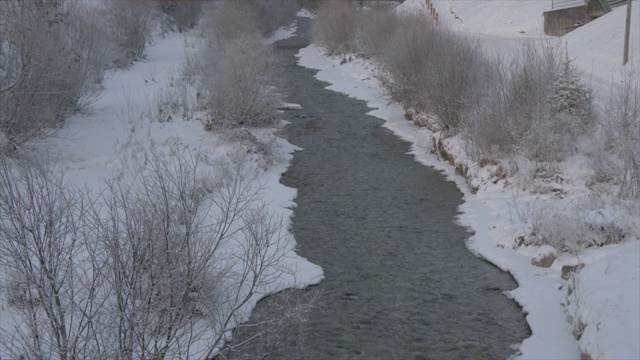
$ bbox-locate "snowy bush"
[197,3,280,130]
[600,65,640,198]
[463,42,594,162]
[354,4,400,58]
[103,0,156,64]
[200,33,279,129]
[253,0,300,36]
[377,15,486,133]
[374,15,434,111]
[523,212,600,254]
[160,0,203,31]
[203,0,298,41]
[0,0,112,148]
[518,203,631,254]
[312,0,359,55]
[203,1,262,45]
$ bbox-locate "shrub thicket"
[600,65,640,198]
[197,1,280,130]
[104,0,156,64]
[464,43,594,162]
[312,1,358,55]
[202,33,279,129]
[354,4,401,58]
[0,0,113,149]
[380,17,486,132]
[254,0,300,36]
[160,0,203,31]
[312,4,594,161]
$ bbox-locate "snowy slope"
[431,0,550,36]
[565,3,640,88]
[426,0,640,86]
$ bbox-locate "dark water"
[230,17,530,360]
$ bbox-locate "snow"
[267,22,298,44]
[70,30,323,287]
[425,0,550,37]
[564,3,640,89]
[568,241,640,360]
[296,8,316,19]
[279,101,303,111]
[297,1,640,358]
[426,0,640,88]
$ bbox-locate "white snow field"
[297,0,640,359]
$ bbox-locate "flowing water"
[232,17,530,360]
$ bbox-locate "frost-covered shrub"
[598,65,640,197]
[202,0,263,50]
[104,0,155,63]
[354,4,400,58]
[0,149,311,359]
[197,2,280,130]
[312,0,358,55]
[378,15,486,133]
[201,33,279,129]
[253,0,300,36]
[463,42,594,162]
[519,203,640,254]
[160,0,203,31]
[376,15,435,110]
[204,0,298,39]
[0,0,112,148]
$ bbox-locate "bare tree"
[0,146,312,359]
[96,146,307,359]
[0,144,308,359]
[200,33,280,130]
[0,155,105,359]
[202,1,261,46]
[354,4,400,58]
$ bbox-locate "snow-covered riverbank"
[0,19,323,358]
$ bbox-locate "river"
[227,16,530,360]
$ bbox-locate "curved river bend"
[237,17,530,360]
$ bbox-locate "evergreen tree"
[548,51,592,119]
